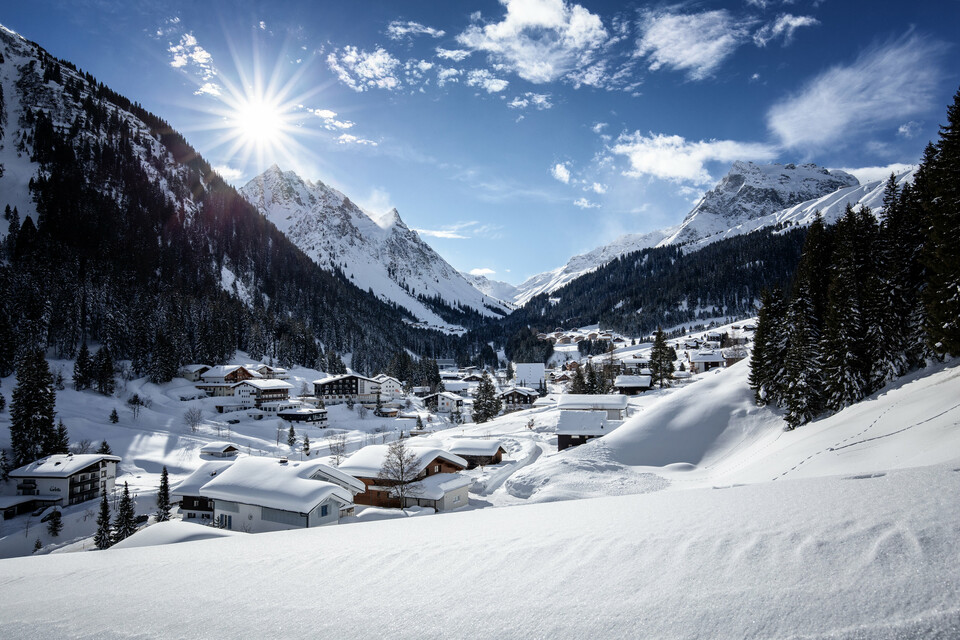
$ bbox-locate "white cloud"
[167,30,221,94]
[636,9,750,81]
[337,133,378,146]
[412,221,498,240]
[213,165,243,181]
[259,21,267,30]
[437,67,462,87]
[456,0,609,84]
[837,163,915,185]
[750,73,761,82]
[898,121,921,138]
[592,122,608,134]
[436,48,472,62]
[589,182,607,194]
[573,197,600,209]
[466,69,509,93]
[508,92,552,110]
[753,14,819,47]
[767,34,948,149]
[611,131,777,184]
[387,20,445,40]
[327,46,402,92]
[551,162,571,183]
[308,108,355,130]
[469,268,496,277]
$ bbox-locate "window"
[320,505,329,518]
[453,495,461,503]
[434,465,440,473]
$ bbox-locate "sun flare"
[232,97,284,146]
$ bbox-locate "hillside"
[241,166,510,331]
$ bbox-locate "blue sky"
[4,1,958,284]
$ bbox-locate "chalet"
[373,375,403,400]
[233,379,294,408]
[196,365,259,397]
[253,364,289,380]
[180,364,211,382]
[688,350,726,374]
[499,387,539,412]
[620,357,650,374]
[422,391,464,414]
[200,457,364,533]
[173,458,238,522]
[461,373,484,383]
[339,445,469,511]
[514,363,546,388]
[279,407,329,424]
[722,348,748,367]
[436,359,458,371]
[7,453,121,510]
[411,386,432,397]
[200,442,241,459]
[443,381,470,397]
[313,374,381,404]
[557,410,615,451]
[557,394,629,421]
[446,439,506,468]
[565,361,581,371]
[613,375,653,395]
[257,400,302,415]
[553,372,572,383]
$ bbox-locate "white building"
[200,457,363,533]
[7,453,121,507]
[514,363,546,388]
[422,391,464,414]
[557,394,629,421]
[373,375,404,400]
[556,410,617,451]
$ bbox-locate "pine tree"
[287,424,296,448]
[98,439,112,455]
[47,420,70,455]
[93,346,115,395]
[109,409,118,424]
[156,466,171,522]
[46,509,62,537]
[73,342,92,390]
[9,349,57,466]
[749,288,788,406]
[649,328,675,389]
[783,283,823,429]
[94,493,112,550]
[112,482,137,543]
[303,435,311,456]
[415,415,424,430]
[570,367,587,394]
[471,371,501,423]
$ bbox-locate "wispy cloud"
[387,20,445,41]
[589,182,607,194]
[456,0,609,84]
[307,108,355,130]
[166,28,222,95]
[469,267,496,277]
[437,67,462,87]
[767,33,948,149]
[337,133,378,146]
[551,162,571,183]
[636,9,751,80]
[508,92,553,110]
[213,165,243,181]
[466,69,509,93]
[611,131,776,184]
[897,121,921,138]
[753,14,819,47]
[837,163,915,185]
[436,47,471,62]
[413,220,503,240]
[592,122,608,134]
[327,46,402,92]
[573,197,600,209]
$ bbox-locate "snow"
[170,459,237,498]
[446,438,505,457]
[556,394,629,411]
[414,472,473,500]
[199,457,354,513]
[556,410,609,436]
[110,520,241,550]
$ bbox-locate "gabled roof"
[557,394,629,410]
[200,441,240,456]
[373,374,401,385]
[172,458,238,497]
[500,386,539,397]
[446,439,506,458]
[690,350,726,363]
[313,374,380,385]
[414,473,473,500]
[200,457,354,513]
[181,364,211,373]
[307,464,365,494]
[339,445,467,479]
[556,410,610,436]
[202,365,259,379]
[10,454,121,478]
[235,379,294,391]
[614,375,652,388]
[424,391,463,402]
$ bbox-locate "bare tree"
[377,439,423,512]
[183,407,204,433]
[357,405,368,419]
[71,439,94,454]
[328,433,347,467]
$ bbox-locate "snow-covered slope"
[512,162,861,306]
[461,273,518,306]
[241,166,510,329]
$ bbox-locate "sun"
[231,97,284,147]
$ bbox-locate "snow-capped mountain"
[461,273,518,306]
[240,166,511,329]
[512,162,861,305]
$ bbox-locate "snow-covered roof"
[690,350,726,363]
[556,410,610,436]
[557,394,629,411]
[425,391,463,402]
[339,445,467,479]
[200,457,354,513]
[307,464,366,495]
[203,365,242,377]
[614,375,652,388]
[374,375,401,385]
[10,454,121,478]
[235,379,294,391]
[621,357,650,365]
[181,364,211,373]
[413,473,473,500]
[172,459,238,497]
[313,374,380,385]
[446,439,505,458]
[500,386,539,397]
[200,442,240,456]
